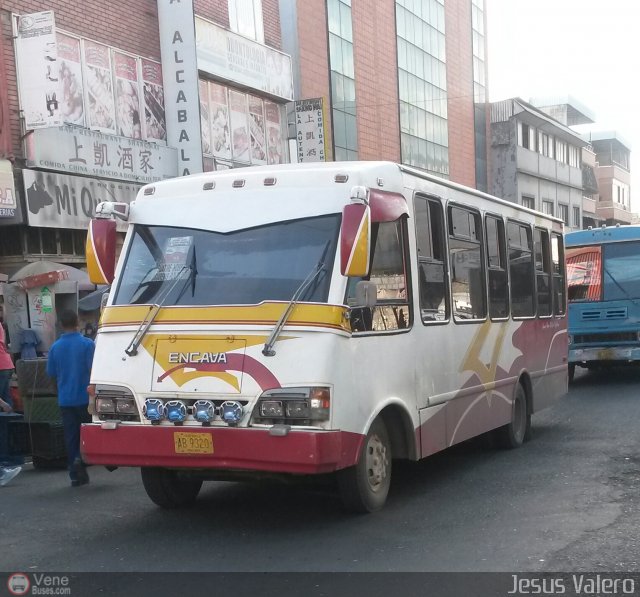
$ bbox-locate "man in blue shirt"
[47,309,95,487]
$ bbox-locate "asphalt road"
[2,366,640,579]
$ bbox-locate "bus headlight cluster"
[252,387,330,425]
[142,398,244,426]
[94,386,139,421]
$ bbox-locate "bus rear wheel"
[141,467,203,508]
[495,382,530,449]
[337,417,392,513]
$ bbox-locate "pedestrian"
[0,313,14,410]
[46,310,95,487]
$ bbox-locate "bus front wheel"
[141,467,203,508]
[337,417,392,513]
[495,382,530,449]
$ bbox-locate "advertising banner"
[199,80,211,156]
[265,101,284,165]
[248,96,267,165]
[57,32,85,126]
[26,125,178,184]
[141,59,167,142]
[229,91,249,163]
[83,40,116,133]
[15,11,60,129]
[158,0,202,176]
[0,159,17,219]
[114,52,142,139]
[23,169,140,232]
[295,98,326,163]
[209,83,231,161]
[195,17,294,102]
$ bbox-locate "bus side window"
[535,228,552,317]
[414,195,448,323]
[448,205,486,321]
[347,219,411,332]
[551,233,566,315]
[485,215,509,319]
[507,220,535,318]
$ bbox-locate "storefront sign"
[195,17,294,102]
[295,98,326,163]
[25,125,177,184]
[14,11,60,129]
[0,159,17,218]
[157,0,203,176]
[23,169,140,231]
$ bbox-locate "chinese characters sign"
[26,125,178,184]
[295,98,326,163]
[23,168,140,232]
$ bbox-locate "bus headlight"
[220,401,244,426]
[253,387,331,424]
[165,400,187,424]
[96,397,116,414]
[94,385,140,421]
[143,398,165,423]
[193,400,216,425]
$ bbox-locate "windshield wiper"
[125,251,197,357]
[262,243,330,357]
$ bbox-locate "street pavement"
[1,365,640,575]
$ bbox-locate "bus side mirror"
[340,203,371,277]
[354,280,377,307]
[86,219,117,284]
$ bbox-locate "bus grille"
[580,307,628,321]
[574,332,637,344]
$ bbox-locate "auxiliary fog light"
[165,400,188,424]
[193,400,216,425]
[220,401,244,426]
[143,398,165,424]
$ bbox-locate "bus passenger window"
[414,196,448,322]
[534,228,552,316]
[448,206,486,321]
[485,215,509,319]
[552,233,567,314]
[346,219,411,332]
[508,221,535,317]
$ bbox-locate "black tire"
[141,467,203,508]
[568,364,575,384]
[337,417,392,513]
[494,382,530,449]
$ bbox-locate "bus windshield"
[113,214,340,306]
[567,240,640,302]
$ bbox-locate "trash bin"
[15,358,67,468]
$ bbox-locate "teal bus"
[566,225,640,381]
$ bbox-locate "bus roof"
[565,225,640,247]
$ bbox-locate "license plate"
[174,432,214,454]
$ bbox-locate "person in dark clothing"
[46,310,95,487]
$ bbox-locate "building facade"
[281,0,489,190]
[489,97,587,231]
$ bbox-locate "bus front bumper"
[569,345,640,364]
[81,424,363,474]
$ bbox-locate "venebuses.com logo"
[7,573,71,595]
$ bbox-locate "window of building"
[414,195,448,323]
[518,122,535,150]
[555,139,567,164]
[551,233,566,315]
[568,145,580,168]
[507,220,535,317]
[534,228,552,316]
[521,195,535,210]
[558,203,569,225]
[537,132,554,158]
[572,206,580,228]
[0,226,23,258]
[448,205,486,321]
[228,0,264,43]
[542,200,554,216]
[329,0,358,160]
[347,219,411,332]
[485,215,508,319]
[397,0,449,177]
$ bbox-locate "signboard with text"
[23,169,140,231]
[0,158,17,218]
[25,125,177,184]
[295,98,326,163]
